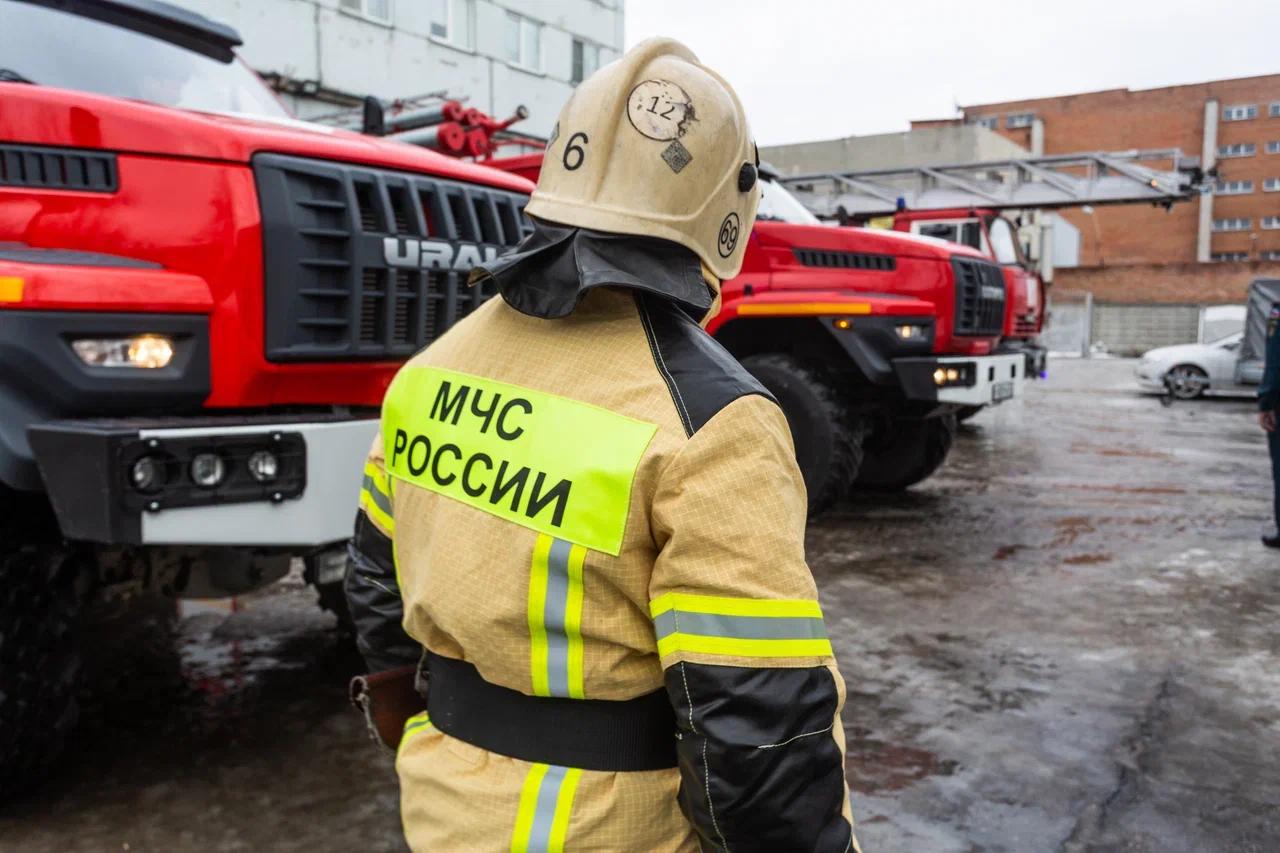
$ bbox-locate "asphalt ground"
[1,357,1277,852]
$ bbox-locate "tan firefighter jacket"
[347,218,860,852]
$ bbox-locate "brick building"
[915,74,1280,351]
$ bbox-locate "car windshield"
[756,179,822,225]
[0,0,289,119]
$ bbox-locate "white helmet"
[526,37,761,280]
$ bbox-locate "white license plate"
[992,381,1014,403]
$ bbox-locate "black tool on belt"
[422,651,678,771]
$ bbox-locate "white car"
[1134,332,1254,398]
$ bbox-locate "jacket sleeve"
[649,395,859,853]
[344,433,420,673]
[1259,305,1280,412]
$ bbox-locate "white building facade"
[174,0,626,136]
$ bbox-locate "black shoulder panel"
[636,293,775,437]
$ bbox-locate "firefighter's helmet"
[525,37,760,280]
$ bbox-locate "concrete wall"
[173,0,625,135]
[1090,304,1201,356]
[760,125,1029,176]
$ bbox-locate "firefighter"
[1259,301,1280,548]
[346,37,860,852]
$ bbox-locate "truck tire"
[854,413,957,492]
[0,541,89,799]
[740,354,863,516]
[955,405,984,423]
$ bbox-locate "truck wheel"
[955,405,984,423]
[854,413,957,492]
[740,354,863,516]
[0,541,90,799]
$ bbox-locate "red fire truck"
[0,0,532,789]
[494,154,1027,512]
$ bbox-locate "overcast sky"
[624,0,1279,146]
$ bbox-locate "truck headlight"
[130,456,165,492]
[190,452,227,488]
[933,363,976,387]
[72,335,175,369]
[896,324,927,340]
[247,450,279,483]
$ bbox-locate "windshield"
[986,216,1023,265]
[757,180,822,225]
[0,0,288,119]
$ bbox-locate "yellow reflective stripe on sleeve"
[650,593,832,662]
[657,634,833,659]
[360,461,395,535]
[511,763,581,853]
[382,366,656,555]
[527,535,587,699]
[650,592,823,620]
[397,712,433,757]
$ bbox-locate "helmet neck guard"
[469,216,714,322]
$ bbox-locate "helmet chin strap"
[699,262,722,329]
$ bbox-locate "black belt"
[423,652,677,772]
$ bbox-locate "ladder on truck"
[777,149,1208,220]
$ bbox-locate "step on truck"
[0,0,533,791]
[493,154,1024,513]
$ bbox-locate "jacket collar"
[468,217,715,322]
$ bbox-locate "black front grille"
[793,248,896,271]
[951,256,1006,336]
[0,144,117,192]
[253,153,532,362]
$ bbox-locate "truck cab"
[892,208,1048,381]
[0,0,532,791]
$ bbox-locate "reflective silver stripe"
[543,538,572,698]
[528,764,569,852]
[652,610,828,641]
[362,473,393,516]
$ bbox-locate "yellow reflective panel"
[0,277,23,304]
[382,366,657,555]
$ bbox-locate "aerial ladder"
[777,149,1209,219]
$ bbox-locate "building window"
[1264,216,1280,230]
[1267,141,1280,154]
[339,0,392,24]
[967,115,998,130]
[1211,252,1250,262]
[1263,250,1280,261]
[429,0,472,47]
[1223,104,1258,121]
[1218,143,1257,158]
[1265,178,1280,192]
[571,39,600,85]
[1215,179,1254,195]
[504,12,542,71]
[1213,217,1251,232]
[1271,102,1280,118]
[1006,112,1035,129]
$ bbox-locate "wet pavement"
[2,358,1278,852]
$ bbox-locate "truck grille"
[951,257,1006,336]
[793,248,895,271]
[253,153,532,362]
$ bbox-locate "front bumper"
[1134,362,1166,392]
[894,353,1027,406]
[29,415,377,547]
